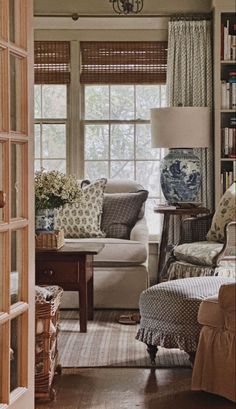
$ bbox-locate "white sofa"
[61,179,149,309]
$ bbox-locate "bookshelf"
[213,0,236,204]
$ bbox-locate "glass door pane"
[11,143,24,219]
[0,325,3,401]
[0,232,5,311]
[0,142,4,222]
[10,54,26,133]
[10,230,23,304]
[0,0,8,40]
[9,0,26,48]
[0,47,8,132]
[10,315,22,392]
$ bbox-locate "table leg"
[158,214,170,280]
[79,262,87,333]
[87,274,94,321]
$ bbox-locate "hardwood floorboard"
[36,368,235,409]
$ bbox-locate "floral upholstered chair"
[166,183,236,280]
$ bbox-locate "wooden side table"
[154,206,209,281]
[36,242,104,333]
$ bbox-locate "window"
[34,84,67,172]
[83,84,166,235]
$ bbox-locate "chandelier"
[109,0,144,15]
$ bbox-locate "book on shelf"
[222,19,236,61]
[220,168,236,195]
[221,72,236,109]
[221,126,236,157]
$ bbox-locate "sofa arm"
[130,217,149,245]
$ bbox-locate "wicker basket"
[35,230,64,250]
[35,286,63,401]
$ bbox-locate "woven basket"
[35,286,63,400]
[35,230,64,250]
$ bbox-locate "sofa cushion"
[65,238,147,266]
[54,178,107,238]
[174,241,224,266]
[207,182,236,243]
[198,295,224,329]
[101,190,148,239]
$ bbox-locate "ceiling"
[34,0,212,16]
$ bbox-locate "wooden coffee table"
[36,242,104,333]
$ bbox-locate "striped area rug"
[58,310,191,368]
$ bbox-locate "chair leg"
[187,351,196,366]
[146,344,158,366]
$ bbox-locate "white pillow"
[207,183,236,243]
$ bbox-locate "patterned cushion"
[174,241,224,266]
[101,190,148,239]
[207,183,236,242]
[54,178,107,238]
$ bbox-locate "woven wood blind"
[34,41,70,84]
[80,41,167,84]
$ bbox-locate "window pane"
[10,315,22,392]
[111,85,134,120]
[85,86,109,120]
[145,198,162,236]
[110,125,134,160]
[11,230,23,305]
[11,143,23,219]
[42,160,66,173]
[136,85,164,120]
[111,161,134,179]
[136,124,160,159]
[0,48,5,132]
[136,161,161,197]
[42,85,67,118]
[34,85,42,119]
[85,161,109,180]
[34,124,41,158]
[35,160,41,171]
[42,124,66,158]
[85,125,109,160]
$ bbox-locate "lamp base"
[160,149,201,204]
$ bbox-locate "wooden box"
[35,230,64,250]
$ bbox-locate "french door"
[0,1,35,408]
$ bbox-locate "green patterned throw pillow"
[207,182,236,243]
[54,178,107,238]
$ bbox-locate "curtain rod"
[34,13,212,21]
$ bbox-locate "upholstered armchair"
[192,283,236,402]
[166,183,236,280]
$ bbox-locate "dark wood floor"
[36,368,235,409]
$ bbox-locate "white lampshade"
[151,107,211,148]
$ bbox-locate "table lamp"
[151,107,211,204]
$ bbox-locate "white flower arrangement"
[35,170,82,211]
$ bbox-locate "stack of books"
[221,72,236,110]
[221,118,236,158]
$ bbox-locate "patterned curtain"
[165,19,213,244]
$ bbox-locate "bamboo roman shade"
[34,41,71,84]
[80,41,167,84]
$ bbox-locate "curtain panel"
[165,19,213,245]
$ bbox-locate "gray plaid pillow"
[101,190,148,239]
